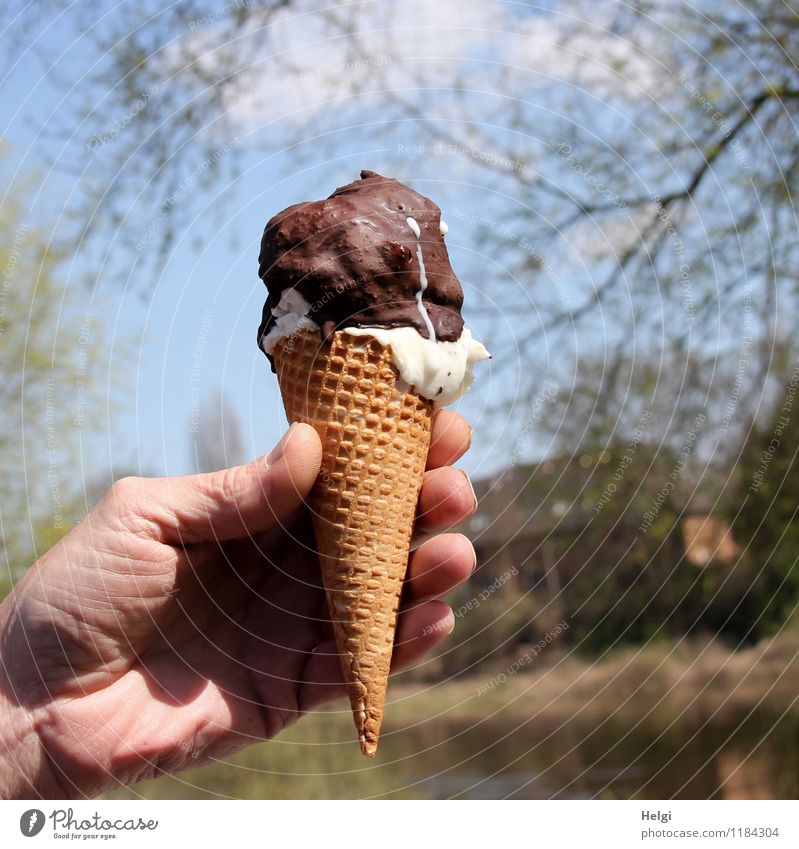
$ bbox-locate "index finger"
[426,410,472,470]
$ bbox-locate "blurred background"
[2,0,799,799]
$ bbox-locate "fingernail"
[458,469,478,514]
[455,532,478,573]
[444,609,455,635]
[264,423,299,470]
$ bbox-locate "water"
[375,711,799,800]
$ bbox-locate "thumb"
[145,423,322,544]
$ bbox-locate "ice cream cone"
[272,329,433,756]
[258,170,489,755]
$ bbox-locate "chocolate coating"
[257,170,464,356]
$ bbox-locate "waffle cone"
[272,330,433,756]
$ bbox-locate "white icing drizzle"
[414,243,436,341]
[406,216,420,238]
[439,220,449,235]
[406,216,437,341]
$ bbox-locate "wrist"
[0,594,66,799]
[0,688,43,798]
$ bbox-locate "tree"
[0,175,109,587]
[191,388,247,472]
[728,361,799,640]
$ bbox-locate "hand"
[0,411,477,798]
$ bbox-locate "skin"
[0,411,476,799]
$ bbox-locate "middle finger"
[416,466,478,531]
